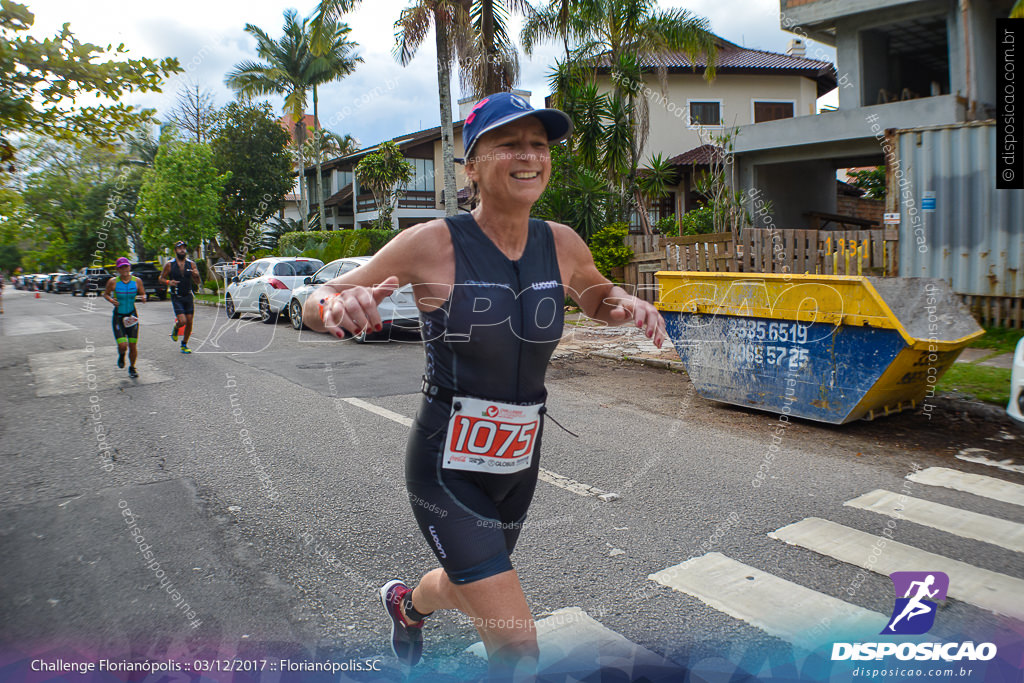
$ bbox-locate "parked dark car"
[131,262,167,300]
[51,273,74,293]
[71,267,113,296]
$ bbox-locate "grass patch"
[194,293,220,304]
[936,364,1011,406]
[968,326,1023,354]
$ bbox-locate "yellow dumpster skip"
[656,273,983,424]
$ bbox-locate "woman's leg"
[128,340,138,366]
[410,568,537,679]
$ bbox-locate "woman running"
[103,257,147,378]
[304,92,667,679]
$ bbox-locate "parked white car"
[287,256,421,341]
[224,257,324,323]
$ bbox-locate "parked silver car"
[224,257,324,323]
[287,256,420,341]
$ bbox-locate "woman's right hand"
[318,276,399,338]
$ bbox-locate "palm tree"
[305,131,360,162]
[308,18,362,231]
[226,10,319,230]
[459,1,532,98]
[1013,0,1023,18]
[524,0,718,228]
[395,0,472,217]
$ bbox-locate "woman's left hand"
[605,295,668,348]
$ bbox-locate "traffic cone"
[35,290,40,298]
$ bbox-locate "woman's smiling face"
[466,116,551,206]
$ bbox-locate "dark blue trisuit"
[406,213,565,584]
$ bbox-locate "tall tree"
[354,141,413,230]
[460,0,532,98]
[167,81,219,143]
[226,10,319,231]
[307,18,362,231]
[137,132,230,250]
[0,1,180,173]
[210,101,294,256]
[394,0,472,217]
[524,0,717,227]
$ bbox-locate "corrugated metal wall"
[897,123,1024,298]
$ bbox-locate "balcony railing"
[356,190,437,213]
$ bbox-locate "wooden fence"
[622,228,900,303]
[735,228,899,276]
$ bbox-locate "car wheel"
[259,295,277,324]
[289,300,305,330]
[225,295,240,319]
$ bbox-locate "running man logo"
[882,571,948,635]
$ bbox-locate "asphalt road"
[1,288,1022,682]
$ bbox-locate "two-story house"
[731,0,1022,307]
[302,119,474,231]
[593,36,837,223]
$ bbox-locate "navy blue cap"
[462,92,572,160]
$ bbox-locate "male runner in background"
[159,240,201,354]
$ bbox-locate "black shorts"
[112,310,139,343]
[171,296,194,316]
[405,395,543,584]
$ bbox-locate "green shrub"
[195,258,209,282]
[678,206,715,235]
[654,215,678,236]
[277,229,397,259]
[204,279,219,295]
[588,222,633,277]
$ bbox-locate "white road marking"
[466,606,678,676]
[769,517,1024,621]
[954,448,1024,474]
[907,467,1024,507]
[341,396,618,500]
[537,470,618,500]
[340,397,413,426]
[649,552,887,650]
[845,489,1024,553]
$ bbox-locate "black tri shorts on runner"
[405,394,544,584]
[171,296,194,316]
[112,310,139,344]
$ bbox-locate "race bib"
[442,396,541,474]
[122,315,139,327]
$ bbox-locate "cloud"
[35,0,837,145]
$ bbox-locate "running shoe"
[171,324,180,342]
[117,353,125,369]
[128,366,139,378]
[180,345,191,354]
[379,580,424,665]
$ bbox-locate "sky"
[32,0,837,150]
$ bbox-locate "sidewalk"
[554,314,685,372]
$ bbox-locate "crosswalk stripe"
[769,518,1024,621]
[340,397,617,500]
[648,552,887,650]
[845,489,1024,553]
[907,467,1024,507]
[466,606,681,676]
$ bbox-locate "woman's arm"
[102,279,117,306]
[301,220,446,336]
[551,222,668,348]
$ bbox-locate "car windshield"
[274,260,322,277]
[132,263,158,271]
